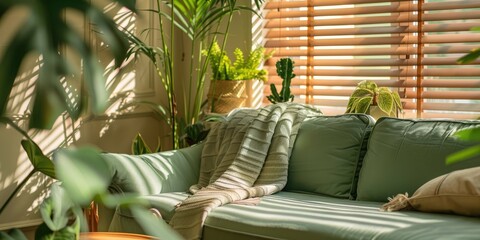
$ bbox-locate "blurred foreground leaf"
[54,147,109,206]
[0,229,28,240]
[446,145,480,165]
[130,206,183,240]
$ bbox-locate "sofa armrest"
[97,143,203,231]
[103,143,203,195]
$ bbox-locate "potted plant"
[206,42,272,113]
[267,58,295,104]
[345,80,402,119]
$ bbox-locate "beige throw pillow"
[381,166,480,216]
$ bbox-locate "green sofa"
[99,115,480,239]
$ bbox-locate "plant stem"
[187,37,196,125]
[169,1,178,149]
[0,170,36,216]
[156,0,178,148]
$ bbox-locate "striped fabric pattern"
[169,103,322,239]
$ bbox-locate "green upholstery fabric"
[98,144,203,231]
[108,192,189,233]
[206,191,480,240]
[357,118,480,202]
[286,114,374,199]
[108,191,480,240]
[104,143,203,195]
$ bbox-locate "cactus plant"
[267,58,295,104]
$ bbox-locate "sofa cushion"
[357,117,480,202]
[382,166,480,216]
[108,192,189,233]
[286,114,374,199]
[203,191,480,240]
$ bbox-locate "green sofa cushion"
[109,191,480,240]
[204,191,480,240]
[357,117,480,202]
[286,114,374,199]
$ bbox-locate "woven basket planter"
[207,80,262,114]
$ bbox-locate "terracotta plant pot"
[79,232,155,240]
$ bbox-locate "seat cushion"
[204,191,480,240]
[108,192,188,233]
[286,114,374,199]
[109,191,480,240]
[357,118,480,202]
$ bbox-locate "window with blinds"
[263,0,480,119]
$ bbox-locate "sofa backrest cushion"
[356,117,480,202]
[286,114,374,199]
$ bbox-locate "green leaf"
[377,90,394,115]
[345,97,355,113]
[21,140,56,179]
[453,127,480,142]
[471,26,480,32]
[29,74,65,129]
[39,183,73,231]
[99,193,149,209]
[457,48,480,64]
[132,133,152,155]
[358,80,377,91]
[34,222,76,240]
[54,147,109,206]
[356,97,373,114]
[392,91,403,111]
[0,20,32,117]
[350,88,374,98]
[0,229,28,240]
[130,206,183,240]
[446,145,480,165]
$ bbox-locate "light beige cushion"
[382,166,480,216]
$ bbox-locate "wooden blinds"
[263,0,480,118]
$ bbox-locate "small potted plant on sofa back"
[206,42,272,113]
[345,80,402,119]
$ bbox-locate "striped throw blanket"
[169,103,322,239]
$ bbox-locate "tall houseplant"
[125,0,264,149]
[0,1,181,239]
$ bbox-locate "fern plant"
[205,42,272,81]
[267,58,295,104]
[345,80,402,116]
